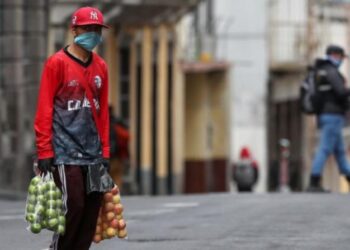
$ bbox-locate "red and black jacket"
[34,47,110,165]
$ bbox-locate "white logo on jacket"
[94,75,102,89]
[68,80,79,87]
[67,97,100,111]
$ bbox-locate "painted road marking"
[0,214,24,220]
[128,208,176,217]
[0,203,199,221]
[163,202,199,208]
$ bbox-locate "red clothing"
[239,147,258,169]
[114,124,130,160]
[34,47,109,163]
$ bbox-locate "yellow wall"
[101,23,229,193]
[185,74,210,159]
[129,30,137,183]
[185,71,229,160]
[104,27,119,115]
[141,26,153,171]
[208,72,229,158]
[157,24,169,179]
[172,28,185,192]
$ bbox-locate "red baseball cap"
[71,6,109,28]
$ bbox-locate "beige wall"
[185,74,209,159]
[157,24,169,180]
[128,30,138,189]
[97,23,230,194]
[141,26,153,173]
[172,28,185,192]
[104,27,119,116]
[208,72,229,158]
[51,22,190,194]
[185,71,229,160]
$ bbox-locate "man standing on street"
[34,6,110,249]
[307,45,350,192]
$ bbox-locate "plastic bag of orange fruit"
[93,185,128,243]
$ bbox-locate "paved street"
[1,193,350,250]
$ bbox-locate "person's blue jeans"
[311,114,350,177]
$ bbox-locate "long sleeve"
[326,67,350,99]
[34,59,61,159]
[100,63,110,158]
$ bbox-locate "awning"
[181,61,230,74]
[50,0,201,27]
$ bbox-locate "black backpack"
[300,65,324,115]
[233,159,256,188]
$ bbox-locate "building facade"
[214,0,269,192]
[188,0,269,192]
[268,0,350,192]
[0,0,48,192]
[81,0,229,195]
[0,0,233,194]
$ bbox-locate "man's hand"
[102,158,110,172]
[38,158,54,174]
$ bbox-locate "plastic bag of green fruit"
[25,173,66,235]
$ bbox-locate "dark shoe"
[305,175,329,193]
[345,176,350,192]
[306,185,329,193]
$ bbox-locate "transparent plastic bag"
[93,185,128,244]
[85,163,114,194]
[25,172,66,235]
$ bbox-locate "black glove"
[102,158,110,172]
[38,158,54,174]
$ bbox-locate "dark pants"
[50,165,103,250]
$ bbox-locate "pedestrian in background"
[109,106,119,159]
[307,45,350,192]
[34,6,111,250]
[108,104,131,193]
[233,147,259,192]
